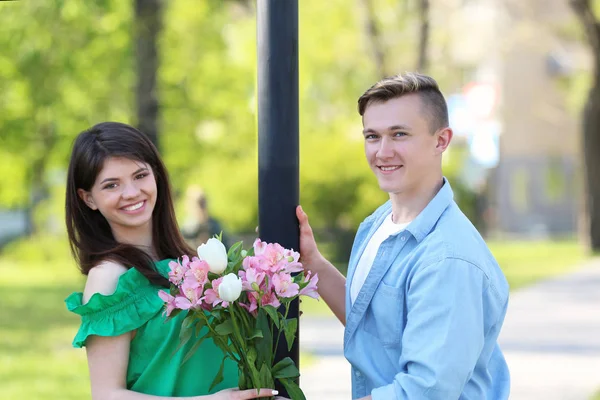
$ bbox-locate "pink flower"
[299,271,320,299]
[174,278,203,310]
[246,255,274,274]
[260,289,281,309]
[185,259,210,288]
[281,261,303,274]
[239,267,265,291]
[203,277,230,308]
[168,255,190,285]
[272,272,299,298]
[158,290,177,316]
[253,238,267,256]
[242,256,262,271]
[240,291,259,316]
[263,243,287,268]
[284,248,300,263]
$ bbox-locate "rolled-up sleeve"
[371,258,488,400]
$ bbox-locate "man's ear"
[435,127,453,154]
[77,189,98,210]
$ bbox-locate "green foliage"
[0,0,476,241]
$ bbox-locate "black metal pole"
[257,0,300,396]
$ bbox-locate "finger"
[297,206,312,234]
[295,205,305,222]
[236,388,279,399]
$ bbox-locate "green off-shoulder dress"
[65,259,238,396]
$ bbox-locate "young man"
[296,73,510,399]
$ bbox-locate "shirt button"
[401,236,406,241]
[355,371,361,377]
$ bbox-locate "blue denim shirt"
[344,180,510,400]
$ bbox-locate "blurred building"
[440,0,587,238]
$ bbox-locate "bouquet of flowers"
[158,236,319,400]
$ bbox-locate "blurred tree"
[135,0,162,148]
[569,0,600,250]
[0,0,471,253]
[416,0,430,72]
[361,0,387,77]
[0,1,133,233]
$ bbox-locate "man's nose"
[376,137,394,158]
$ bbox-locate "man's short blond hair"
[357,72,449,133]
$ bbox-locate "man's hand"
[296,205,324,272]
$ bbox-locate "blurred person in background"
[182,185,230,249]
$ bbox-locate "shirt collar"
[404,177,454,243]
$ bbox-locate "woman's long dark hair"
[65,122,194,287]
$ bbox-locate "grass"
[592,391,600,400]
[300,239,589,317]
[0,258,90,399]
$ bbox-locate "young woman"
[64,122,277,400]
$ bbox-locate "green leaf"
[181,313,196,330]
[181,335,208,365]
[195,316,208,337]
[215,319,234,335]
[167,307,183,319]
[171,314,196,356]
[208,356,227,392]
[283,318,298,352]
[246,347,258,364]
[238,366,246,390]
[247,328,263,340]
[272,357,300,379]
[255,309,273,366]
[227,241,243,260]
[279,378,306,400]
[263,305,280,328]
[210,309,223,320]
[259,362,275,388]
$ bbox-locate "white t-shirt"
[350,212,410,305]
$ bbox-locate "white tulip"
[218,273,243,302]
[197,238,228,274]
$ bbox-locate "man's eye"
[394,132,407,137]
[366,134,378,140]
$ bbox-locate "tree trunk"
[134,0,162,149]
[582,71,600,250]
[361,0,386,78]
[416,0,429,72]
[26,123,56,235]
[570,0,600,250]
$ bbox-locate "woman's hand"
[208,388,279,399]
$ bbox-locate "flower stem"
[197,311,239,362]
[272,302,291,365]
[230,304,262,391]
